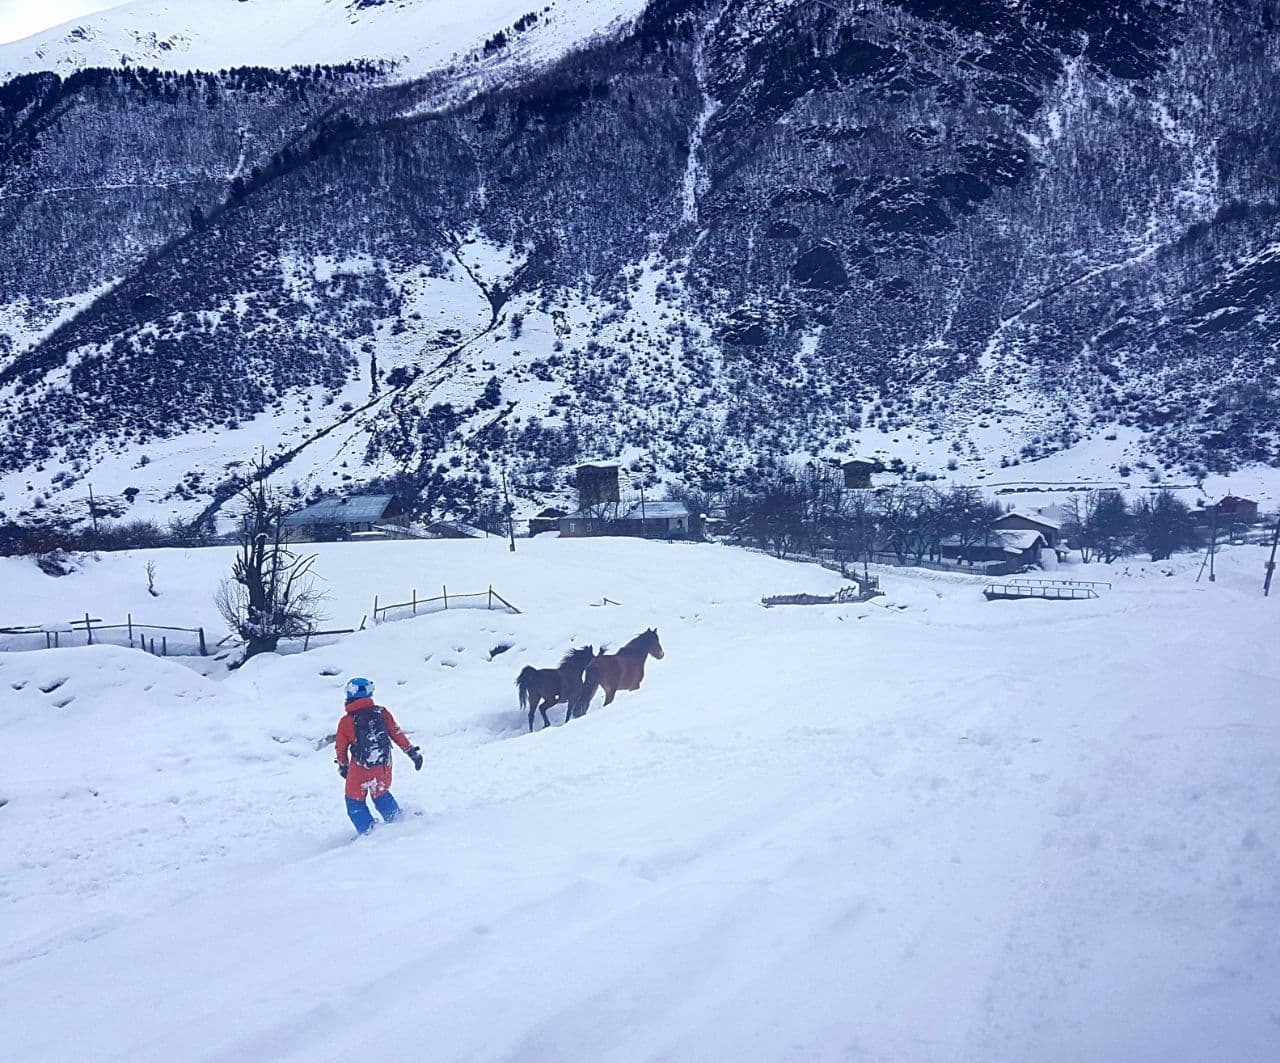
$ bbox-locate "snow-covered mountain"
[0,0,645,85]
[1,0,1279,531]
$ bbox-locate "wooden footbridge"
[984,577,1110,602]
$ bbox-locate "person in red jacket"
[335,677,423,834]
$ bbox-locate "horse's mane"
[559,645,594,669]
[618,629,655,655]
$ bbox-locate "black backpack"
[351,708,392,768]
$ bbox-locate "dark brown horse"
[516,645,595,732]
[570,628,664,719]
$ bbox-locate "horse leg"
[573,677,598,719]
[539,698,552,729]
[527,698,537,732]
[603,683,616,706]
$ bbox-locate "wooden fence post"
[442,585,448,610]
[198,628,207,656]
[84,612,93,646]
[373,595,379,623]
[412,588,417,616]
[161,636,167,657]
[488,585,493,609]
[127,613,133,645]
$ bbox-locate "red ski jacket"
[336,698,414,800]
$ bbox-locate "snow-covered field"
[2,536,1278,1061]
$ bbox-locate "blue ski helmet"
[345,677,374,702]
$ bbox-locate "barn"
[282,494,405,540]
[528,507,568,535]
[941,529,1046,567]
[1214,495,1259,523]
[559,500,690,539]
[992,510,1062,550]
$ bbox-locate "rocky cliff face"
[1,0,1277,526]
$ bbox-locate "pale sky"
[0,0,128,45]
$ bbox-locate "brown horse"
[570,628,664,719]
[516,645,595,732]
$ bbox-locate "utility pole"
[86,483,100,542]
[1209,508,1217,582]
[500,466,516,553]
[1265,516,1279,597]
[1197,507,1217,583]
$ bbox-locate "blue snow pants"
[346,792,401,834]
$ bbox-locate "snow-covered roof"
[841,455,878,466]
[996,510,1062,530]
[1037,504,1072,526]
[940,529,1046,554]
[283,494,395,526]
[563,500,690,521]
[622,501,689,520]
[424,520,487,539]
[995,529,1047,552]
[577,460,620,470]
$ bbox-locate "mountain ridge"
[1,0,1278,530]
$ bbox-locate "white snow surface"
[0,0,644,84]
[2,536,1279,1061]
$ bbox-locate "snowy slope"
[2,537,1279,1060]
[0,0,644,83]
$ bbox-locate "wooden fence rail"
[1,613,208,656]
[372,584,520,624]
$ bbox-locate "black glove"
[407,746,423,771]
[337,762,348,779]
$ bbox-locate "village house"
[282,494,405,540]
[528,507,568,535]
[559,499,690,540]
[841,456,878,489]
[992,509,1063,550]
[1213,495,1259,523]
[940,528,1046,567]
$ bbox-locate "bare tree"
[1133,488,1197,561]
[906,486,944,563]
[1092,489,1132,563]
[841,489,878,580]
[940,486,1002,564]
[877,486,915,564]
[215,462,324,661]
[942,484,998,560]
[1061,492,1098,563]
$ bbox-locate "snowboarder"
[335,677,423,834]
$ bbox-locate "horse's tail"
[516,665,537,712]
[572,659,601,719]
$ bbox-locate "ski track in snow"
[1,537,1278,1060]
